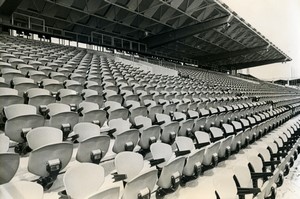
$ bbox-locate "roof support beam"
[196,45,268,62]
[220,58,289,70]
[143,15,232,49]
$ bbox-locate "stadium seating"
[1,34,300,199]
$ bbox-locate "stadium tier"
[0,34,300,199]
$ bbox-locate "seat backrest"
[122,168,158,199]
[134,115,152,130]
[233,166,253,188]
[47,103,71,116]
[108,118,131,134]
[115,152,144,182]
[0,134,9,152]
[175,136,195,151]
[13,77,34,84]
[27,88,51,98]
[58,88,78,97]
[64,163,105,199]
[0,180,43,199]
[4,104,37,119]
[0,153,20,185]
[150,142,173,167]
[73,122,101,142]
[27,127,63,150]
[79,101,99,113]
[194,131,211,144]
[0,87,18,96]
[213,171,237,199]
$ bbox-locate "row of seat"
[1,34,300,199]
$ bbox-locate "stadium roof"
[0,0,291,70]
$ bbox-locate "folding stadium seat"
[57,67,73,77]
[114,152,158,199]
[194,131,221,169]
[37,66,53,75]
[175,136,205,184]
[8,58,25,68]
[81,89,104,107]
[0,87,23,119]
[213,169,261,199]
[210,127,233,161]
[1,68,24,83]
[84,80,103,93]
[124,100,148,124]
[121,90,140,102]
[150,142,186,198]
[192,116,207,133]
[64,79,84,93]
[78,101,107,126]
[106,118,139,154]
[57,88,82,110]
[134,116,160,152]
[26,126,73,190]
[63,163,120,199]
[104,101,129,121]
[3,104,44,154]
[27,71,48,84]
[28,60,43,69]
[0,181,44,199]
[155,113,179,144]
[173,112,195,137]
[25,88,55,108]
[49,71,68,83]
[17,63,35,75]
[11,77,38,95]
[0,61,12,70]
[41,78,64,94]
[45,103,79,140]
[172,98,189,112]
[73,123,110,164]
[104,89,123,104]
[0,134,20,186]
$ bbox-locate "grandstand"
[0,0,299,199]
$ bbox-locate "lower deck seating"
[1,34,300,199]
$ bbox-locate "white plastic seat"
[0,181,43,199]
[105,101,129,121]
[4,104,44,143]
[64,163,106,199]
[144,100,163,122]
[155,113,179,144]
[64,80,84,93]
[175,136,205,178]
[26,88,55,107]
[150,143,185,193]
[74,123,110,163]
[194,131,221,167]
[108,118,139,154]
[12,77,38,95]
[1,68,24,83]
[134,116,160,150]
[26,127,63,149]
[27,127,73,189]
[173,112,195,137]
[42,78,64,93]
[46,103,79,139]
[0,152,20,185]
[78,101,107,126]
[57,88,82,106]
[115,152,144,182]
[82,89,104,107]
